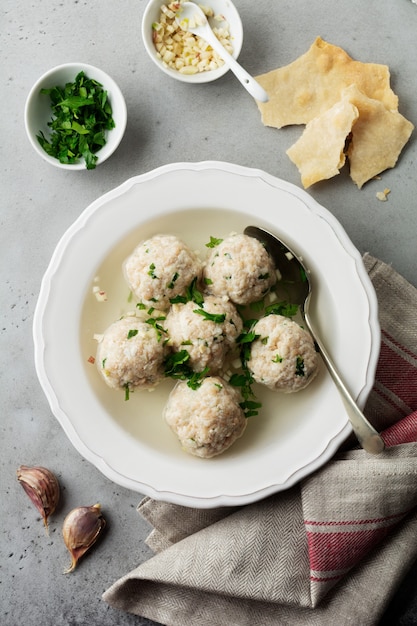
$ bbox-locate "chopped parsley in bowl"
[25,63,127,170]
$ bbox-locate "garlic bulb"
[17,465,60,531]
[62,503,106,573]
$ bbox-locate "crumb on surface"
[376,188,391,201]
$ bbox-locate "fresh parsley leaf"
[164,350,193,380]
[205,236,223,248]
[230,319,263,417]
[249,298,265,312]
[187,367,209,390]
[145,316,167,341]
[264,301,299,318]
[163,351,209,390]
[237,326,260,346]
[239,399,262,418]
[229,371,261,418]
[193,308,226,323]
[228,373,248,387]
[169,277,203,305]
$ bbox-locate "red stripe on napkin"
[382,410,417,446]
[306,515,407,573]
[374,330,417,412]
[305,411,417,600]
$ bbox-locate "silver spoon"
[244,225,385,455]
[177,2,269,102]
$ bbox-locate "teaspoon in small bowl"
[176,3,269,102]
[244,225,385,455]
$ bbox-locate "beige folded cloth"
[103,254,417,626]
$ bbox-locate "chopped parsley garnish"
[164,350,193,379]
[295,356,305,376]
[229,371,261,418]
[187,367,210,390]
[228,373,248,387]
[272,354,283,363]
[169,277,203,305]
[127,329,138,339]
[264,301,299,318]
[205,236,223,248]
[167,272,179,289]
[300,266,308,283]
[240,399,263,418]
[145,316,167,341]
[231,320,262,417]
[249,298,265,313]
[36,71,115,170]
[236,320,260,362]
[163,350,208,389]
[148,263,158,279]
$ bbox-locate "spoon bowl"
[177,2,269,102]
[244,225,385,455]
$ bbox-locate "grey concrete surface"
[1,1,416,625]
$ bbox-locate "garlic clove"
[62,503,106,573]
[17,465,60,532]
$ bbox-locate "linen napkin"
[103,253,417,626]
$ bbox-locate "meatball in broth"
[96,316,166,392]
[123,234,203,310]
[204,233,277,305]
[165,295,243,374]
[164,377,247,458]
[247,314,319,392]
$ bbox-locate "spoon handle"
[219,47,269,102]
[305,310,385,455]
[198,28,269,102]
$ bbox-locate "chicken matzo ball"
[203,233,277,305]
[96,316,166,391]
[123,234,203,310]
[164,376,247,458]
[165,295,243,374]
[247,314,319,392]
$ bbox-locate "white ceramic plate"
[33,161,380,508]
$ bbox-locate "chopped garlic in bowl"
[153,2,233,74]
[142,0,243,83]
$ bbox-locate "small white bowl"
[142,0,243,84]
[24,63,127,170]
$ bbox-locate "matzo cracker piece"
[343,84,414,188]
[286,95,359,188]
[256,37,398,128]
